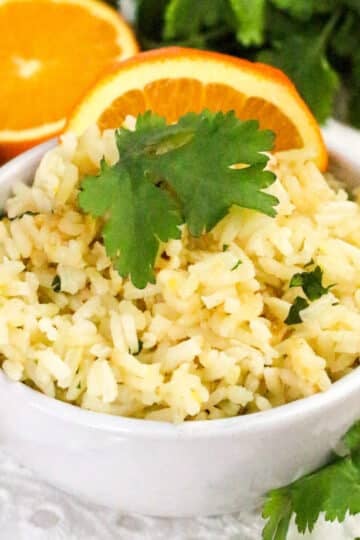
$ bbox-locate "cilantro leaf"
[343,0,360,15]
[343,421,360,453]
[258,28,339,123]
[163,0,228,41]
[331,10,359,57]
[79,111,277,288]
[289,265,332,301]
[349,50,360,128]
[284,296,309,324]
[231,259,242,271]
[104,173,181,289]
[154,111,277,236]
[134,340,143,355]
[291,455,360,531]
[135,0,170,48]
[51,275,61,293]
[269,0,338,19]
[262,421,360,539]
[229,0,266,45]
[286,266,332,324]
[79,159,182,289]
[269,0,315,20]
[262,489,293,540]
[349,91,360,128]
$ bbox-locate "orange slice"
[0,0,139,162]
[68,47,328,171]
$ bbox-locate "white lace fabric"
[1,448,359,539]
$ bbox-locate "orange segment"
[0,0,139,161]
[239,97,303,151]
[98,90,146,130]
[204,83,246,117]
[144,78,204,123]
[68,47,328,170]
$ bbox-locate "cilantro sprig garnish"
[285,266,333,325]
[262,421,360,539]
[79,110,277,288]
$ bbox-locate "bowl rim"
[1,123,360,439]
[1,367,360,438]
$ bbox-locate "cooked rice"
[1,125,360,422]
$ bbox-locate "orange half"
[0,0,139,161]
[68,47,327,171]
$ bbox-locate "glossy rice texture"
[1,125,360,422]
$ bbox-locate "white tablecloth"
[1,447,360,539]
[0,449,264,539]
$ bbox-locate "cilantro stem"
[317,9,343,52]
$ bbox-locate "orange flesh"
[0,1,123,130]
[98,78,302,152]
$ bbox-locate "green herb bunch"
[131,0,360,127]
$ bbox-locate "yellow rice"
[0,125,359,422]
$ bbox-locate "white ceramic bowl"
[0,122,360,517]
